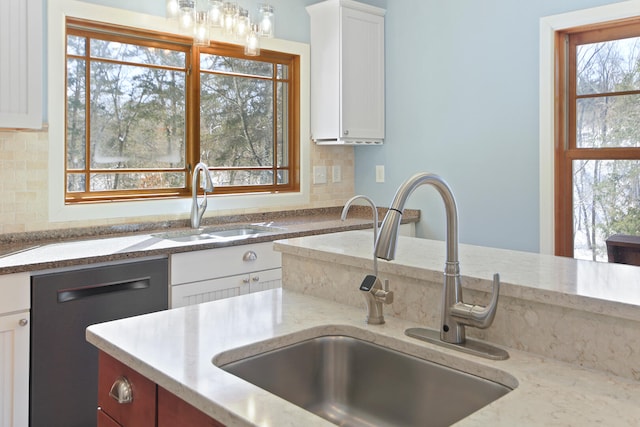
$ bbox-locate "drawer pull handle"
[109,376,133,404]
[243,251,258,262]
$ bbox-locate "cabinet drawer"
[171,242,281,285]
[97,352,156,427]
[171,275,250,308]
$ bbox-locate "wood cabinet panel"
[97,352,156,427]
[97,408,123,427]
[158,386,224,427]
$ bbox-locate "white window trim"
[539,0,640,254]
[48,0,310,222]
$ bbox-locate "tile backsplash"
[0,130,355,233]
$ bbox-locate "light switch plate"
[332,165,342,183]
[376,165,385,183]
[313,166,327,184]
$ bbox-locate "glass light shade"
[166,0,180,19]
[258,4,274,38]
[208,0,223,27]
[223,2,238,36]
[235,8,250,40]
[178,0,195,32]
[194,11,210,46]
[245,24,260,56]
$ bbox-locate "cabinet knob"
[243,250,258,262]
[343,130,349,136]
[243,278,250,284]
[109,376,133,404]
[252,276,260,282]
[19,318,28,327]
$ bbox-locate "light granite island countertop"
[87,230,640,426]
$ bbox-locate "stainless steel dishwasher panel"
[30,257,168,427]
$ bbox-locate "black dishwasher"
[30,257,168,427]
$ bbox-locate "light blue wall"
[72,0,627,252]
[354,0,626,253]
[77,0,379,43]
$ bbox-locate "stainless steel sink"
[218,335,513,427]
[154,225,282,243]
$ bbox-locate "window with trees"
[65,18,299,204]
[556,19,640,260]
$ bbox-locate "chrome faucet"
[341,195,379,275]
[190,162,214,229]
[341,195,392,324]
[375,172,500,344]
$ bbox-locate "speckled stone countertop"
[87,289,640,427]
[86,230,640,426]
[0,207,419,274]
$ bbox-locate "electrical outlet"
[313,166,327,184]
[332,165,342,183]
[376,165,385,183]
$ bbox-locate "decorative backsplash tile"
[0,130,355,234]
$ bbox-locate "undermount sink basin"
[154,225,282,243]
[217,335,513,427]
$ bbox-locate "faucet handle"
[450,273,500,329]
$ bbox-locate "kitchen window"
[65,18,299,203]
[555,19,640,260]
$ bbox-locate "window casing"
[65,18,299,204]
[555,19,640,259]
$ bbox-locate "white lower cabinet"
[170,242,282,308]
[0,273,30,427]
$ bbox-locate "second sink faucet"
[341,195,393,325]
[374,172,500,344]
[191,162,215,229]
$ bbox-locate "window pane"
[89,62,186,169]
[89,172,185,191]
[67,58,86,169]
[209,170,274,186]
[67,174,86,192]
[277,169,288,185]
[577,38,640,95]
[573,159,640,261]
[277,64,288,80]
[200,54,273,77]
[90,39,186,68]
[200,73,273,170]
[67,35,85,56]
[277,81,288,167]
[576,95,640,148]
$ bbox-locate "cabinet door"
[97,352,156,427]
[341,5,385,140]
[248,268,282,293]
[97,408,123,427]
[158,386,224,427]
[0,0,42,129]
[0,312,29,427]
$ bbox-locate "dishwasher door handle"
[57,277,150,303]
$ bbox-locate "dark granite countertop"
[0,207,419,274]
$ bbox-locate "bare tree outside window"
[64,19,299,203]
[559,25,640,261]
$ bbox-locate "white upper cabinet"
[0,0,43,129]
[307,0,385,145]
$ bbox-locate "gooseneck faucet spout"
[341,194,379,275]
[375,172,500,345]
[191,162,215,229]
[341,195,392,325]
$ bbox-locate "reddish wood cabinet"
[98,351,224,427]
